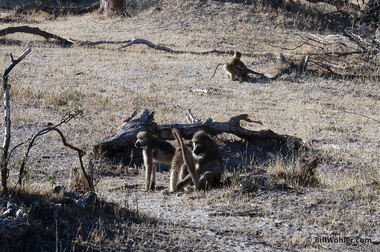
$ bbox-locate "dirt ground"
[0,0,379,251]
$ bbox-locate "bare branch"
[2,48,31,82]
[186,109,201,124]
[15,2,101,16]
[17,111,93,191]
[302,0,360,11]
[1,48,31,193]
[0,26,73,46]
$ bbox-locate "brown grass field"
[0,0,379,251]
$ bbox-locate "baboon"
[172,129,224,191]
[169,128,196,192]
[210,51,264,82]
[168,147,187,192]
[230,51,265,79]
[210,62,243,82]
[135,131,176,191]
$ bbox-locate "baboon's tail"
[171,128,193,169]
[210,63,223,80]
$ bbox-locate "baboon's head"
[191,131,214,157]
[233,51,242,59]
[134,131,151,148]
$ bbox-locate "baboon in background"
[230,51,265,79]
[210,51,264,82]
[211,61,243,82]
[135,131,176,191]
[172,128,224,191]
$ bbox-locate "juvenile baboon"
[169,128,196,192]
[210,62,243,82]
[172,129,224,191]
[210,51,264,82]
[230,51,265,79]
[135,131,176,191]
[168,147,187,192]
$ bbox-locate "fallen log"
[15,2,101,15]
[0,26,73,46]
[94,109,303,167]
[0,4,13,10]
[0,26,277,79]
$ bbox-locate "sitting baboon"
[135,131,176,191]
[211,51,264,82]
[168,140,194,192]
[172,128,224,191]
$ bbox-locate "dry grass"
[0,0,379,251]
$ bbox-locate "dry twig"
[17,110,94,191]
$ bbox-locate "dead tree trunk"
[108,0,126,14]
[94,109,302,166]
[1,48,31,193]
